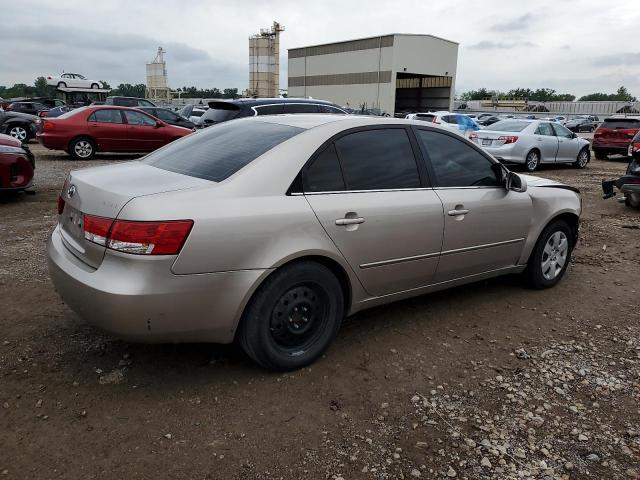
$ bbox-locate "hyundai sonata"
[48,115,581,370]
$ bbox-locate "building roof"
[289,33,458,51]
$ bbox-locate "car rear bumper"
[47,225,268,343]
[481,144,524,164]
[0,153,34,190]
[36,132,68,150]
[592,142,629,152]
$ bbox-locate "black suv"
[196,98,348,128]
[7,102,49,115]
[136,106,195,129]
[105,96,156,107]
[0,111,39,143]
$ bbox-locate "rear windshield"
[191,110,205,117]
[143,120,304,182]
[487,120,529,132]
[600,118,640,129]
[200,102,241,124]
[57,107,89,119]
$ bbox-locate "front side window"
[552,123,574,138]
[155,109,179,122]
[535,123,555,136]
[124,110,156,126]
[335,128,420,190]
[88,109,123,124]
[144,120,304,182]
[417,129,499,188]
[284,103,319,114]
[303,144,345,192]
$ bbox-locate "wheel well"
[68,135,96,150]
[548,212,580,244]
[527,147,541,158]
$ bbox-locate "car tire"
[594,149,607,160]
[625,193,640,208]
[91,83,99,89]
[8,124,30,143]
[57,82,67,89]
[524,219,574,289]
[238,261,344,371]
[69,137,96,160]
[525,149,540,172]
[573,147,590,168]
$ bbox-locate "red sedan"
[0,133,35,191]
[36,106,192,159]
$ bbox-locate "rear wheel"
[8,125,30,143]
[69,137,96,160]
[91,83,99,89]
[525,150,540,172]
[239,261,344,371]
[524,220,574,289]
[57,82,67,88]
[625,193,640,208]
[573,147,590,168]
[594,149,607,160]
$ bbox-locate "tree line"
[0,77,240,100]
[460,86,637,103]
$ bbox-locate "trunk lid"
[58,161,210,268]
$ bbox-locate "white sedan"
[405,111,480,138]
[46,73,103,89]
[471,119,591,172]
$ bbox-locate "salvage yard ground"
[1,143,639,479]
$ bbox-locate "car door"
[122,110,166,151]
[415,128,532,283]
[533,122,559,162]
[87,109,126,151]
[552,123,580,162]
[302,127,444,296]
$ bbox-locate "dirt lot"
[1,143,639,480]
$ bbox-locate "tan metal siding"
[288,71,392,87]
[288,35,394,59]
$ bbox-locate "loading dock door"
[395,74,452,115]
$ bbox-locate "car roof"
[209,97,338,107]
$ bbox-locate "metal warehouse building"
[287,34,458,115]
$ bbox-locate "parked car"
[575,114,599,122]
[602,138,640,208]
[105,97,156,107]
[136,107,195,129]
[178,104,208,123]
[478,115,502,127]
[47,73,103,89]
[564,118,597,133]
[6,102,49,115]
[592,116,640,160]
[470,119,591,172]
[48,115,581,371]
[39,105,72,118]
[0,111,39,143]
[554,116,568,123]
[405,112,480,137]
[36,106,192,159]
[0,133,35,191]
[195,98,348,128]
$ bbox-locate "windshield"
[144,120,304,182]
[487,120,529,132]
[600,118,640,129]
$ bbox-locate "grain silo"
[146,47,172,102]
[248,21,284,98]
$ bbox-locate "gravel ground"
[0,144,638,480]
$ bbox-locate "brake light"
[57,195,65,215]
[498,135,519,144]
[38,111,48,118]
[632,142,640,153]
[432,117,441,124]
[83,215,193,255]
[43,121,55,131]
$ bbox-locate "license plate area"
[61,205,85,242]
[482,139,492,146]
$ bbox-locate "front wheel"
[524,220,574,289]
[525,150,540,172]
[57,82,67,89]
[91,83,99,89]
[69,137,96,160]
[8,125,30,143]
[573,147,590,168]
[239,261,344,371]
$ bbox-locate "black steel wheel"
[239,261,344,371]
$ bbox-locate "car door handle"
[537,138,543,141]
[335,217,365,226]
[447,209,470,216]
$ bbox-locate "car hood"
[519,174,580,193]
[4,111,38,121]
[0,133,22,147]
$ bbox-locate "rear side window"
[284,104,319,113]
[155,109,179,122]
[88,109,123,123]
[144,120,304,182]
[335,129,420,190]
[318,105,345,114]
[600,119,640,129]
[417,129,499,188]
[254,104,284,115]
[441,115,459,125]
[303,144,345,192]
[415,114,435,122]
[535,123,554,136]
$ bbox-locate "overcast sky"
[2,0,639,97]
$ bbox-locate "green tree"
[99,80,111,90]
[579,86,636,102]
[34,76,53,97]
[222,88,238,99]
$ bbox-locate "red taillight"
[83,215,193,255]
[38,111,48,118]
[632,142,640,153]
[57,195,65,215]
[498,135,519,144]
[43,121,55,131]
[432,117,441,124]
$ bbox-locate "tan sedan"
[48,115,581,370]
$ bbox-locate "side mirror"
[506,172,527,193]
[571,132,578,139]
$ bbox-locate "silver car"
[48,115,581,371]
[471,119,591,172]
